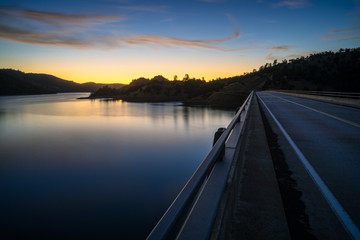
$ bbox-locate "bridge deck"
[214,95,290,239]
[214,91,359,240]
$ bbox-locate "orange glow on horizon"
[1,37,260,85]
[1,43,259,85]
[45,69,249,84]
[16,61,252,84]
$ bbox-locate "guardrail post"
[213,128,226,146]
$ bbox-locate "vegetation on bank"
[90,48,360,107]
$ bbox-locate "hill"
[259,48,360,91]
[89,74,267,108]
[89,75,237,106]
[0,69,124,96]
[89,48,360,108]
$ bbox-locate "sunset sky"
[0,0,359,84]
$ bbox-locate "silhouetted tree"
[183,74,190,81]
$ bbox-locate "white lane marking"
[269,93,360,128]
[257,93,360,240]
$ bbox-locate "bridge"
[147,91,360,240]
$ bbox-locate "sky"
[0,0,359,84]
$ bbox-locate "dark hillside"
[0,69,56,95]
[260,48,360,91]
[0,69,124,95]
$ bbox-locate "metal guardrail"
[276,90,360,99]
[147,91,254,240]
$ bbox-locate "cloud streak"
[0,6,246,52]
[0,6,123,27]
[22,10,122,27]
[266,51,315,61]
[323,25,360,42]
[114,32,248,52]
[0,23,96,48]
[0,23,243,51]
[269,45,295,51]
[272,0,310,9]
[329,26,360,34]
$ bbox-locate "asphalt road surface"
[257,91,360,240]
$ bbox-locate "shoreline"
[79,95,239,110]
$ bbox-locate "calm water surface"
[0,93,234,239]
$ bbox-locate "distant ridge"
[0,69,124,96]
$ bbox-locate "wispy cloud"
[114,32,247,52]
[266,45,301,61]
[323,25,360,42]
[322,35,360,42]
[329,26,360,33]
[0,6,123,28]
[23,10,122,26]
[226,14,241,32]
[0,23,96,48]
[0,6,246,52]
[266,51,315,61]
[272,0,310,9]
[269,45,295,51]
[0,22,244,51]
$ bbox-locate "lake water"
[0,93,234,239]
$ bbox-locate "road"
[257,91,360,240]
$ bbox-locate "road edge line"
[271,93,360,128]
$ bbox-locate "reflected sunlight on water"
[0,93,234,239]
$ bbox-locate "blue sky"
[0,0,359,83]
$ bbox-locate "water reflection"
[0,93,234,239]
